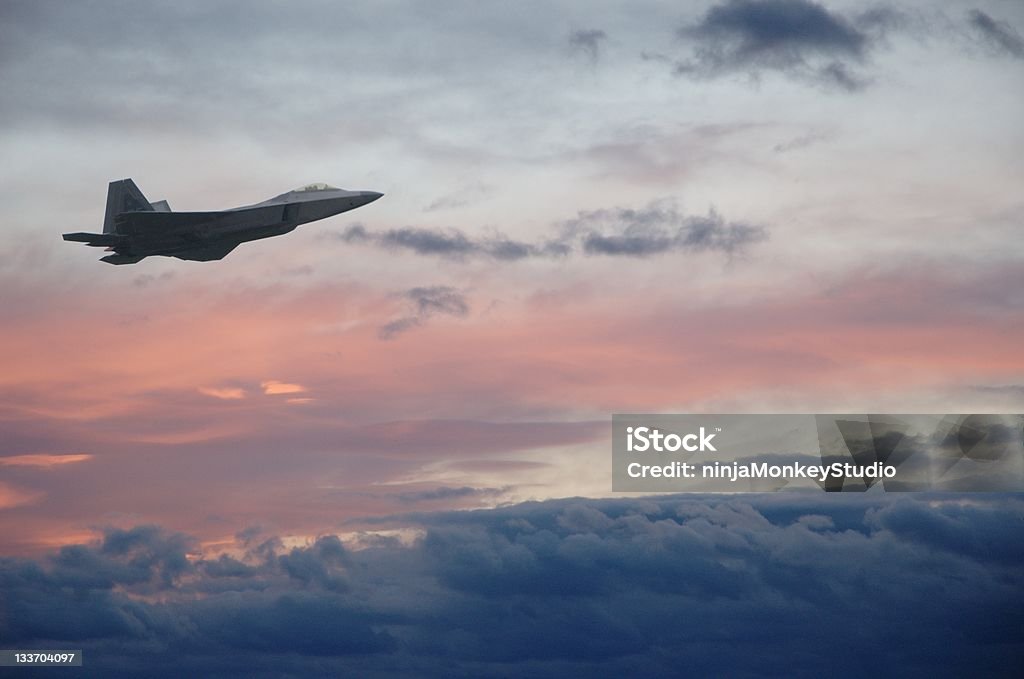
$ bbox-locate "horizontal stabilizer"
[150,200,171,212]
[62,232,126,247]
[100,253,146,265]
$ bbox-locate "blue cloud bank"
[2,495,1022,677]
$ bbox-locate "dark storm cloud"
[379,286,470,339]
[968,9,1024,58]
[277,536,350,592]
[49,525,193,592]
[193,593,397,656]
[569,29,609,62]
[673,0,908,90]
[344,200,767,263]
[684,0,868,57]
[2,495,1022,676]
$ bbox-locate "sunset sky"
[1,1,1022,675]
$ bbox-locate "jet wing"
[113,204,287,236]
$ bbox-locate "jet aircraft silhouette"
[63,179,382,264]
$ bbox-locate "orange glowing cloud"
[198,386,247,400]
[0,481,43,509]
[0,453,94,468]
[261,380,307,395]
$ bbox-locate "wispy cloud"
[0,453,93,468]
[198,386,246,400]
[569,29,609,63]
[342,224,569,261]
[395,485,510,504]
[773,128,833,153]
[968,9,1024,59]
[424,183,494,212]
[567,203,768,256]
[344,200,767,262]
[380,286,470,339]
[0,481,42,509]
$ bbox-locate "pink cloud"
[0,258,1021,553]
[0,481,43,509]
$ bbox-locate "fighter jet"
[63,179,383,264]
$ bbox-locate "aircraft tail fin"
[103,178,154,234]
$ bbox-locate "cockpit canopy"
[266,182,350,204]
[294,182,340,192]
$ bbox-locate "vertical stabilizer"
[103,179,153,234]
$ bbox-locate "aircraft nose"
[362,191,384,205]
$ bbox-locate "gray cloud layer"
[2,495,1021,677]
[344,200,767,262]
